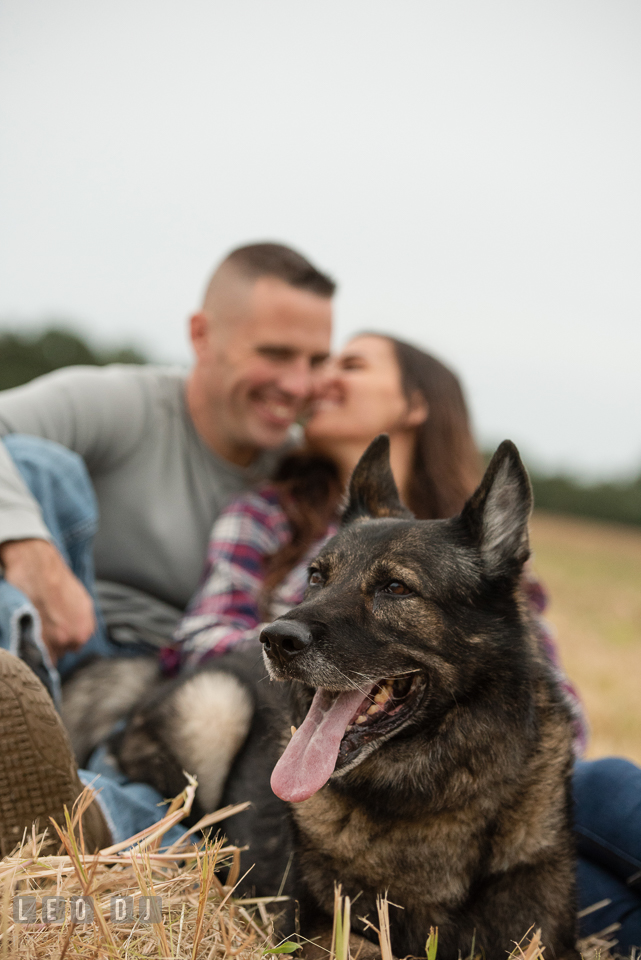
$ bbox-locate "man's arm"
[0,539,96,660]
[0,364,148,464]
[0,365,150,659]
[0,438,97,661]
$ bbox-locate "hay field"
[530,511,641,764]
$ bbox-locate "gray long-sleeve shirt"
[0,365,282,611]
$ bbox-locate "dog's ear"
[342,434,413,525]
[459,440,532,576]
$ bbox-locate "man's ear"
[459,440,532,576]
[342,435,413,526]
[189,312,210,358]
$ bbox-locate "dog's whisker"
[332,667,375,700]
[352,671,376,682]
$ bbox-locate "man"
[0,242,334,854]
[0,243,333,664]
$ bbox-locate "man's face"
[191,276,332,464]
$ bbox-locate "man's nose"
[310,362,337,401]
[277,359,315,399]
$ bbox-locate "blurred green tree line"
[0,326,146,392]
[1,326,639,527]
[529,471,641,528]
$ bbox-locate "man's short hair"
[223,242,336,298]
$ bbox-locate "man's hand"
[0,539,96,662]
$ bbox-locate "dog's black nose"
[260,620,312,664]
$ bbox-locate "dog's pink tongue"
[271,686,373,803]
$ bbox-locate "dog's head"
[262,435,534,803]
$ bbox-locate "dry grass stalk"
[0,782,280,960]
[509,927,545,960]
[375,895,394,960]
[577,934,619,960]
[330,883,350,960]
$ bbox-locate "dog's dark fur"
[111,437,579,960]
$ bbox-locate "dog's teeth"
[355,715,367,724]
[367,704,379,715]
[374,689,390,704]
[291,726,297,736]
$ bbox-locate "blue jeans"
[575,757,641,951]
[79,745,187,848]
[0,435,187,848]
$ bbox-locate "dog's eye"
[308,570,324,587]
[380,580,412,596]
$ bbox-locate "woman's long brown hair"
[262,335,482,595]
[390,336,481,519]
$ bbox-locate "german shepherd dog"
[106,437,579,960]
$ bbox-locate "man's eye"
[380,580,412,596]
[256,346,294,362]
[311,354,330,369]
[309,570,324,587]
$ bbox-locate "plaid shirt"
[164,483,588,756]
[161,484,337,673]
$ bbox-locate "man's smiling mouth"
[252,392,299,426]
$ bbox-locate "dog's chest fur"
[291,681,572,918]
[294,791,482,919]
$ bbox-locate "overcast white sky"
[1,1,640,478]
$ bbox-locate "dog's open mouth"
[271,672,425,804]
[338,671,424,762]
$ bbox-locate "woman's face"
[305,335,424,447]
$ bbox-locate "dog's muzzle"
[260,621,312,666]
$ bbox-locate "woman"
[165,332,640,952]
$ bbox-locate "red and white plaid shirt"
[161,484,337,672]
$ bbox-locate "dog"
[110,436,579,960]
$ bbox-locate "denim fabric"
[3,435,100,567]
[0,434,105,700]
[0,435,147,683]
[0,435,187,848]
[0,575,58,699]
[574,758,641,950]
[80,745,188,849]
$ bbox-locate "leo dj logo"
[13,896,162,924]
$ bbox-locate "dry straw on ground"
[0,781,614,960]
[0,778,285,959]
